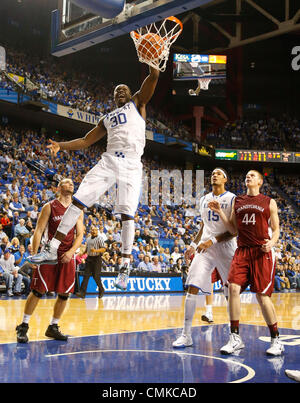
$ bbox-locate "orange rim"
[130,15,183,40]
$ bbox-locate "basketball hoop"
[199,77,211,91]
[130,16,183,72]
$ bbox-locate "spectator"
[152,256,162,273]
[137,255,152,272]
[14,218,31,246]
[9,194,25,212]
[0,249,23,296]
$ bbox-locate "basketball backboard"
[51,0,216,57]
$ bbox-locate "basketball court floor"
[1,290,300,383]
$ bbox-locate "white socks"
[121,219,135,256]
[50,317,59,325]
[22,314,31,324]
[183,293,197,336]
[205,304,212,316]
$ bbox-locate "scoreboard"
[215,149,299,163]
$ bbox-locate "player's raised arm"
[208,199,238,235]
[47,117,107,156]
[261,198,280,253]
[132,66,159,110]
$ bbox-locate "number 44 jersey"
[234,193,272,247]
[199,191,236,242]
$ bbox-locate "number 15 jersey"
[199,191,236,242]
[234,193,272,247]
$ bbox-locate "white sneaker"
[172,334,193,348]
[285,370,300,382]
[27,244,58,265]
[220,333,245,355]
[114,264,131,291]
[266,337,284,356]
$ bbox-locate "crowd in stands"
[2,47,300,149]
[0,118,299,296]
[0,47,193,141]
[205,116,300,151]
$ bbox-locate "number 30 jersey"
[103,100,146,159]
[199,191,236,242]
[234,193,272,247]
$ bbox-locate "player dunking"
[28,66,160,291]
[209,170,284,356]
[173,168,237,348]
[16,179,84,343]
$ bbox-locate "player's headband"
[212,169,227,179]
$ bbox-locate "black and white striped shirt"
[86,235,106,257]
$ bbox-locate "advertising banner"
[79,275,184,294]
[56,104,102,125]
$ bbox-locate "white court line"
[45,348,256,384]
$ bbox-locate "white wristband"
[190,242,197,249]
[211,237,218,244]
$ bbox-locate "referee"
[76,226,106,298]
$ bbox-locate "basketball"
[137,33,165,61]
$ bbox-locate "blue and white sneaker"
[26,244,58,265]
[172,334,193,348]
[114,264,130,291]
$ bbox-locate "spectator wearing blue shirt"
[137,255,153,272]
[9,194,25,213]
[14,244,29,267]
[14,218,30,245]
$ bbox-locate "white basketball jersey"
[103,100,146,158]
[199,191,236,242]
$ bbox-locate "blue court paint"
[1,324,300,383]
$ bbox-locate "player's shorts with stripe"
[73,152,142,217]
[186,239,237,295]
[227,246,276,296]
[31,258,76,294]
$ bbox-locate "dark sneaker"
[16,323,29,343]
[45,324,68,341]
[201,314,214,323]
[75,292,85,299]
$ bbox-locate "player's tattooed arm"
[208,199,238,235]
[215,231,237,242]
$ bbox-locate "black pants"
[79,255,104,297]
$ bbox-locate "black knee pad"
[32,289,44,298]
[58,294,69,301]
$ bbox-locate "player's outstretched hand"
[207,200,221,213]
[47,139,60,156]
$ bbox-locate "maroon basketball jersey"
[44,199,75,255]
[234,193,271,247]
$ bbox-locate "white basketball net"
[199,77,212,90]
[130,16,183,72]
